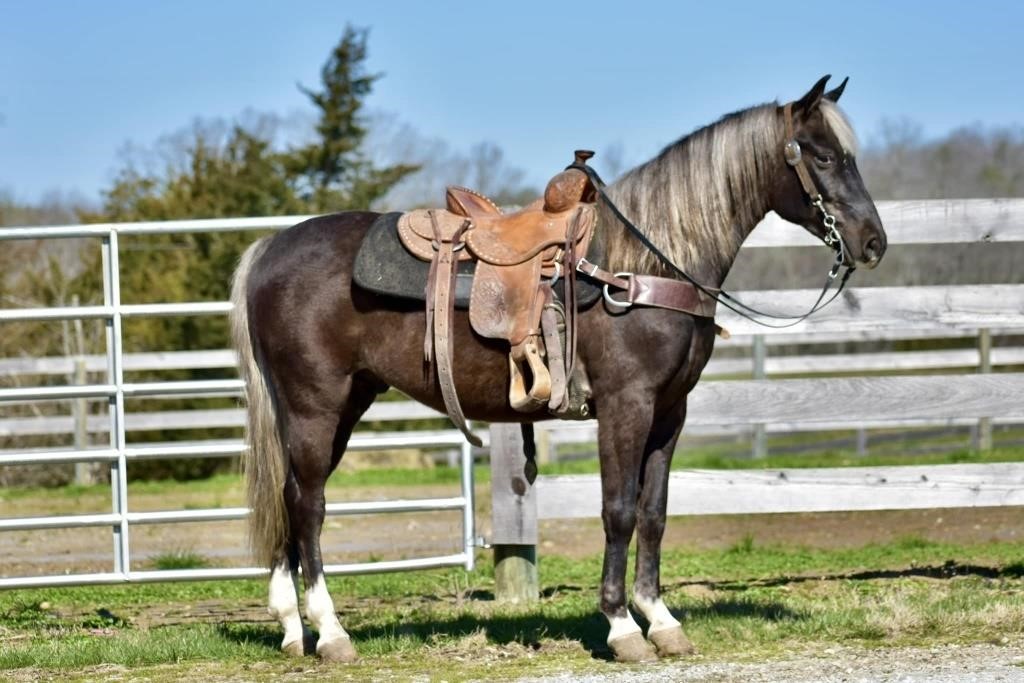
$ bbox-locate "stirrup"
[508,340,551,411]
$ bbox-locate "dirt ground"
[521,641,1024,683]
[540,505,1024,560]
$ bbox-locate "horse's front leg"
[632,404,695,657]
[597,398,658,662]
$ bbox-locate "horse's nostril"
[863,237,882,262]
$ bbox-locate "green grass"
[150,549,211,571]
[2,538,1023,679]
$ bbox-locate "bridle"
[570,101,856,329]
[782,101,849,277]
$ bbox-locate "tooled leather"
[465,205,595,265]
[469,257,543,343]
[399,205,595,269]
[432,228,482,446]
[446,186,503,217]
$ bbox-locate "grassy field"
[2,536,1023,681]
[2,444,1023,680]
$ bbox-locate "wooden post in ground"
[70,300,98,486]
[72,358,93,485]
[977,328,993,452]
[536,426,552,466]
[751,335,767,459]
[489,423,539,604]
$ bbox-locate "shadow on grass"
[277,596,800,661]
[216,612,615,660]
[344,611,617,659]
[680,560,1024,592]
[215,623,283,650]
[683,598,803,623]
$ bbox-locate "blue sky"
[2,0,1021,203]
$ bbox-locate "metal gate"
[0,216,476,589]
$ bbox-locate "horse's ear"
[824,76,849,103]
[794,74,831,113]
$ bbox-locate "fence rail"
[535,462,1024,518]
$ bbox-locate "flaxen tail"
[230,238,287,568]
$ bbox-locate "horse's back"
[252,211,378,282]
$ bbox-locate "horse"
[228,75,886,663]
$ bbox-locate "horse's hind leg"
[632,408,695,657]
[267,546,305,656]
[283,375,379,663]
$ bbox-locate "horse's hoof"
[317,636,358,663]
[281,638,305,658]
[608,632,658,662]
[648,626,696,657]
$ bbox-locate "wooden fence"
[4,332,1021,448]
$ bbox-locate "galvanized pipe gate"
[0,217,477,589]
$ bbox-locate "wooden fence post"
[72,358,95,485]
[977,328,993,452]
[536,427,552,466]
[69,299,98,486]
[489,423,539,603]
[751,335,767,459]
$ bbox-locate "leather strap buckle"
[602,272,634,309]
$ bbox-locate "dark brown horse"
[229,76,886,663]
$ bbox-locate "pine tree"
[285,26,418,211]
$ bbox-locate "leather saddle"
[396,151,599,444]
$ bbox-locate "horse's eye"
[815,154,835,168]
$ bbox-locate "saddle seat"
[397,151,599,444]
[398,196,591,274]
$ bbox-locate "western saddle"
[398,151,599,445]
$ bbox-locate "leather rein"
[569,101,856,329]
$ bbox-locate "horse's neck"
[602,110,781,288]
[698,197,772,288]
[602,168,774,288]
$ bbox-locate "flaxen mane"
[601,100,856,281]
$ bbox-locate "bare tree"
[368,116,538,210]
[861,120,1024,199]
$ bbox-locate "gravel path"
[518,642,1024,683]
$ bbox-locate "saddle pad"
[352,212,604,309]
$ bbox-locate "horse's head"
[770,75,887,269]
